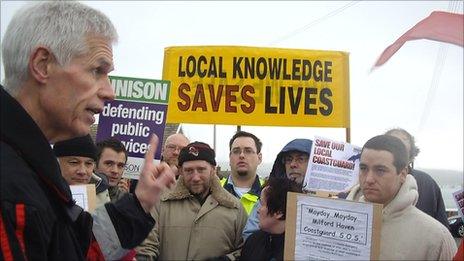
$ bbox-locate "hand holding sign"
[135,134,176,213]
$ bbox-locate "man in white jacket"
[347,135,456,260]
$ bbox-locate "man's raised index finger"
[144,134,159,163]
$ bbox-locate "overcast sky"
[1,1,463,173]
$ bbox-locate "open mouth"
[86,107,102,114]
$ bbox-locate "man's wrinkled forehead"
[79,35,114,67]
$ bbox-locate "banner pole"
[346,127,351,143]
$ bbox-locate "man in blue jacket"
[242,139,312,239]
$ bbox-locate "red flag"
[373,11,463,68]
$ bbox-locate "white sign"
[453,189,464,220]
[70,184,96,212]
[303,136,361,193]
[292,195,378,260]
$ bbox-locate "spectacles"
[165,144,184,152]
[230,147,256,156]
[283,155,309,164]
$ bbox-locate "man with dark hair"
[137,142,247,260]
[243,138,312,239]
[222,131,264,214]
[385,128,449,228]
[0,2,175,259]
[347,135,456,260]
[241,177,301,261]
[96,138,129,202]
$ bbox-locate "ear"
[399,166,408,184]
[29,46,55,84]
[211,165,217,177]
[273,211,284,220]
[257,152,263,164]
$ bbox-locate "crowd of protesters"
[1,1,462,260]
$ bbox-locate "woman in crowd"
[240,177,301,261]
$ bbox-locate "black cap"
[53,134,97,161]
[178,142,216,166]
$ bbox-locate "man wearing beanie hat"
[54,134,97,185]
[137,142,248,260]
[53,135,110,207]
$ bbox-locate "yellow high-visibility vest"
[220,177,264,215]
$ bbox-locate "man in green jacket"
[137,142,248,260]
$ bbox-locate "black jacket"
[412,169,449,229]
[0,87,154,260]
[240,230,284,261]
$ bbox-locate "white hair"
[1,1,118,96]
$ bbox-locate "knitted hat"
[178,142,216,166]
[53,134,97,161]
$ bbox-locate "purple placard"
[96,100,167,159]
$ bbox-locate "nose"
[289,159,298,168]
[110,164,119,174]
[76,163,86,176]
[191,172,201,182]
[98,77,115,101]
[364,171,376,184]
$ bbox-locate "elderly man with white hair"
[0,2,175,260]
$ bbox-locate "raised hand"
[135,134,176,213]
[117,178,130,193]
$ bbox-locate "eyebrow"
[360,163,389,169]
[232,146,254,149]
[97,58,114,72]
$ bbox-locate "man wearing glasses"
[242,138,313,240]
[222,131,264,215]
[161,133,190,179]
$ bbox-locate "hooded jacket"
[136,175,247,260]
[242,139,312,240]
[347,174,456,260]
[269,138,313,178]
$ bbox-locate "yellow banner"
[163,46,350,127]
